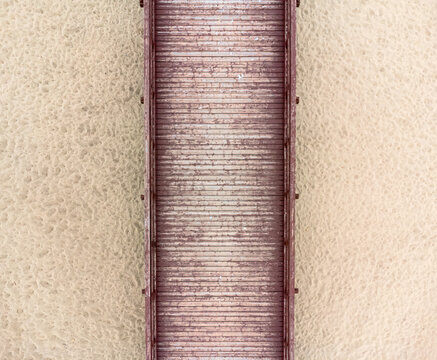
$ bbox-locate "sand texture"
[1,0,436,359]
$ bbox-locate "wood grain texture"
[143,0,153,359]
[150,0,295,358]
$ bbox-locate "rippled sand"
[0,1,436,359]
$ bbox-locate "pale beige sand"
[0,0,436,359]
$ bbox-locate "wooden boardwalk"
[143,1,296,358]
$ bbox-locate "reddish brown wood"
[143,0,151,356]
[144,0,296,358]
[284,1,297,359]
[143,0,155,358]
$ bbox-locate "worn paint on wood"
[143,0,152,359]
[284,1,297,359]
[144,0,296,358]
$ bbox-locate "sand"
[0,0,436,359]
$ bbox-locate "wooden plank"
[143,1,152,359]
[153,0,285,358]
[145,0,296,358]
[283,1,296,359]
